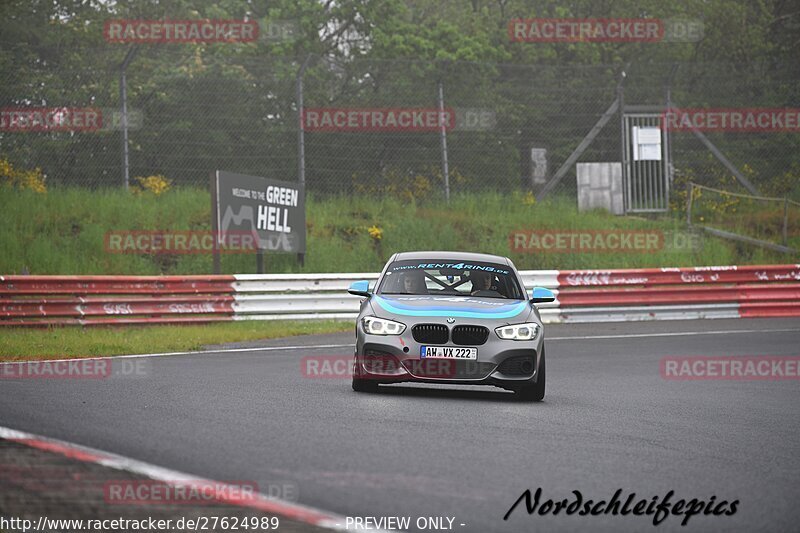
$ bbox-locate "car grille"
[451,325,489,345]
[403,360,496,380]
[497,355,536,376]
[412,324,449,344]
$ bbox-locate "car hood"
[370,295,530,320]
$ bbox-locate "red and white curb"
[0,425,384,532]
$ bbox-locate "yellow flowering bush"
[368,225,383,241]
[670,166,744,215]
[133,174,171,195]
[766,164,800,197]
[353,166,467,202]
[522,191,536,206]
[0,157,47,193]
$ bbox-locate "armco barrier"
[1,264,798,327]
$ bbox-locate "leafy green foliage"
[2,187,793,276]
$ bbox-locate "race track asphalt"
[2,317,799,532]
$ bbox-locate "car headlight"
[495,322,540,341]
[362,316,406,336]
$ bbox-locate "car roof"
[392,251,511,266]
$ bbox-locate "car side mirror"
[530,286,555,303]
[348,280,371,298]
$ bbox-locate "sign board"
[632,126,662,161]
[531,148,548,184]
[213,170,306,254]
[577,162,624,215]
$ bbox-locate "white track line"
[0,343,354,365]
[0,425,386,532]
[1,328,797,367]
[547,327,800,341]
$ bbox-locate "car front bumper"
[354,328,544,391]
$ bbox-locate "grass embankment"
[1,187,795,275]
[0,320,352,360]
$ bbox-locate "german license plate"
[420,346,477,360]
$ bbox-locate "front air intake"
[498,355,536,376]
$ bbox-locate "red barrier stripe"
[0,295,236,305]
[0,275,237,282]
[739,301,800,318]
[557,283,800,306]
[558,264,800,287]
[0,315,234,327]
[0,281,235,295]
[0,301,235,318]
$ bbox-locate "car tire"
[516,350,545,402]
[352,377,379,393]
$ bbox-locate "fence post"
[618,69,627,213]
[783,198,790,246]
[296,55,312,190]
[119,46,138,190]
[211,171,220,274]
[296,55,312,267]
[438,80,450,202]
[664,64,679,189]
[687,182,694,226]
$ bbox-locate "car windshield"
[377,259,524,299]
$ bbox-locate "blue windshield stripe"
[374,297,527,319]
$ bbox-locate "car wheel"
[515,349,545,402]
[352,377,379,393]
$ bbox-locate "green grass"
[1,186,795,275]
[0,320,352,361]
[690,189,800,251]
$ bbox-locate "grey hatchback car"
[348,251,555,401]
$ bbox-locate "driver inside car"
[470,271,503,297]
[400,271,428,294]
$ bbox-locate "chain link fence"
[2,46,799,203]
